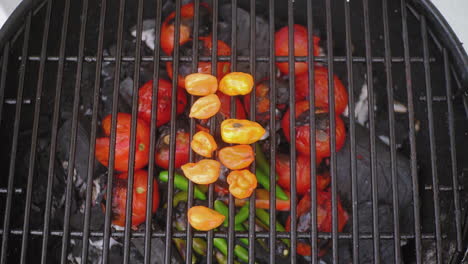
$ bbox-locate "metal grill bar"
[226,0,238,259]
[0,229,447,240]
[324,0,339,263]
[421,16,442,264]
[164,0,183,262]
[184,0,200,262]
[443,49,463,253]
[4,94,454,106]
[362,0,381,262]
[0,43,9,127]
[343,0,359,262]
[19,55,435,63]
[143,0,163,262]
[81,0,107,261]
[227,1,238,263]
[19,1,52,263]
[0,185,450,195]
[0,185,455,194]
[0,12,31,264]
[60,0,89,262]
[206,0,219,262]
[381,0,402,262]
[102,0,127,261]
[287,1,298,262]
[400,0,422,262]
[306,1,318,263]
[267,0,277,263]
[247,0,256,263]
[40,0,71,261]
[122,0,145,262]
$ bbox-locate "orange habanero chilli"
[188,206,225,231]
[189,94,221,119]
[191,131,217,158]
[181,159,221,184]
[219,72,254,96]
[227,170,257,199]
[220,119,266,144]
[184,73,218,96]
[218,145,254,170]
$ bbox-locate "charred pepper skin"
[107,170,159,229]
[281,101,346,159]
[160,2,212,56]
[154,131,190,170]
[220,119,266,144]
[167,36,231,88]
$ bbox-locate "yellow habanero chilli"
[188,206,225,231]
[218,72,254,96]
[220,119,266,144]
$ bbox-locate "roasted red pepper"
[243,80,272,122]
[275,24,320,76]
[166,36,231,88]
[281,101,346,160]
[243,78,291,124]
[217,91,247,120]
[285,190,349,256]
[95,113,150,172]
[295,66,348,115]
[107,169,160,229]
[137,79,187,127]
[275,154,330,195]
[155,130,190,169]
[160,2,211,55]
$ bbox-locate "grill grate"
[0,0,467,263]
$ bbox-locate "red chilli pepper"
[137,79,187,127]
[275,154,330,195]
[281,101,346,160]
[295,66,348,115]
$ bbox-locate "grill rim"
[0,0,467,263]
[0,0,467,86]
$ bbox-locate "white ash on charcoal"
[99,36,156,118]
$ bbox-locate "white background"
[0,0,467,53]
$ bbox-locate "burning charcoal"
[118,77,135,110]
[57,120,91,192]
[357,202,402,264]
[131,20,158,51]
[68,236,142,264]
[100,36,155,118]
[335,122,414,263]
[219,4,270,81]
[336,121,413,222]
[131,236,184,264]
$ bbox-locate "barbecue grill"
[0,0,467,263]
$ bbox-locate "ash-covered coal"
[218,4,270,81]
